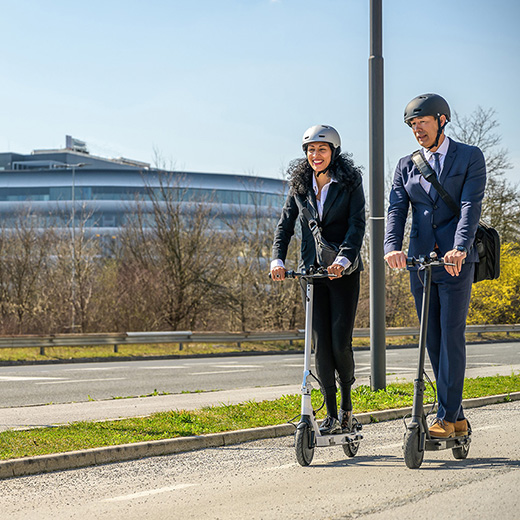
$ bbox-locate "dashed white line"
[104,483,197,502]
[189,369,256,376]
[35,377,126,385]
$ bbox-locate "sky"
[1,0,519,187]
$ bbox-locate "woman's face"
[306,142,332,174]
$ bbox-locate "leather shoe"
[339,410,352,432]
[429,418,455,438]
[319,416,341,435]
[454,419,468,436]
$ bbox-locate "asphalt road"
[1,399,519,519]
[0,341,518,407]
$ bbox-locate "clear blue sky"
[1,0,518,185]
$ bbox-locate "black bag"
[411,150,500,283]
[302,207,359,274]
[473,220,501,283]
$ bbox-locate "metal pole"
[369,0,386,390]
[71,164,76,332]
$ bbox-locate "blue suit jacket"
[384,138,486,263]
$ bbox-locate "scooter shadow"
[310,454,520,470]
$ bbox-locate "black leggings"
[301,272,360,416]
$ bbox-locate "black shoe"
[319,416,341,435]
[339,410,352,432]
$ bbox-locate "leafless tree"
[448,107,520,243]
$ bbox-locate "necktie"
[429,152,441,199]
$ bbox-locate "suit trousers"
[302,272,360,398]
[410,262,475,423]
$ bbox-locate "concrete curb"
[1,392,519,480]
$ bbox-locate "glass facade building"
[0,146,286,235]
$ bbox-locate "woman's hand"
[327,263,344,279]
[271,266,286,281]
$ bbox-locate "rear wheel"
[295,423,314,466]
[342,418,361,458]
[452,443,470,460]
[403,428,424,469]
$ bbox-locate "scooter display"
[403,253,472,469]
[279,267,363,467]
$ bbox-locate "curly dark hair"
[287,152,363,196]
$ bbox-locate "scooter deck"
[424,433,471,451]
[315,432,363,447]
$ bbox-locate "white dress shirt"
[419,136,450,194]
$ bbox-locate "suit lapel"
[431,139,457,204]
[306,190,319,220]
[321,182,340,222]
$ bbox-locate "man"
[384,93,486,438]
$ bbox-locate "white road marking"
[104,483,197,502]
[138,366,184,370]
[213,364,261,368]
[0,376,66,382]
[62,367,127,372]
[35,377,126,385]
[265,463,298,471]
[189,369,256,376]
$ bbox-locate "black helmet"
[404,93,451,127]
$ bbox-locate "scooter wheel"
[403,428,424,469]
[342,418,361,457]
[452,443,470,460]
[295,424,314,466]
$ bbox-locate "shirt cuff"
[333,256,352,269]
[270,259,285,270]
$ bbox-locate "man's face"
[409,115,446,149]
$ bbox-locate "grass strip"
[0,374,518,461]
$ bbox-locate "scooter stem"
[411,267,432,425]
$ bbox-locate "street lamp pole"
[69,163,87,332]
[369,0,386,390]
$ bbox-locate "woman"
[271,124,365,434]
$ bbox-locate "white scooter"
[280,267,363,466]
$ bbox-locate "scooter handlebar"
[406,252,455,268]
[269,267,338,279]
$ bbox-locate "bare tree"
[448,107,520,242]
[120,170,227,331]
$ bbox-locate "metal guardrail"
[0,324,518,355]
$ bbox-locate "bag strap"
[301,206,322,241]
[411,150,460,218]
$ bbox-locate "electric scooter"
[403,252,472,469]
[279,267,363,467]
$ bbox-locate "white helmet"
[302,124,341,158]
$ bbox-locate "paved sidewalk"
[1,364,519,432]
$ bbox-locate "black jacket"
[272,159,366,271]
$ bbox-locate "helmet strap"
[428,117,447,150]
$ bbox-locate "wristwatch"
[455,246,468,253]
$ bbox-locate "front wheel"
[403,428,424,469]
[295,423,314,466]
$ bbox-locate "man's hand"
[270,266,285,281]
[443,249,467,276]
[384,251,407,269]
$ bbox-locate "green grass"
[0,373,518,461]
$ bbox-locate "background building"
[0,136,286,237]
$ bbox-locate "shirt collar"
[423,135,450,160]
[312,175,336,194]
